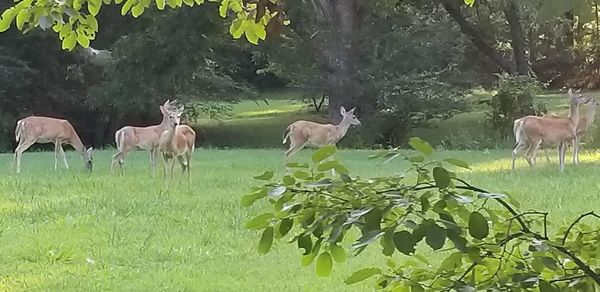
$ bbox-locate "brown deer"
[14,116,93,174]
[511,89,584,172]
[111,100,179,175]
[158,104,196,182]
[537,97,598,164]
[282,106,361,160]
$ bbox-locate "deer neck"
[68,133,86,155]
[585,105,597,127]
[163,124,177,148]
[568,100,581,128]
[335,117,352,139]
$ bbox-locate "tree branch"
[561,211,600,245]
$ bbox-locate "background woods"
[3,0,600,150]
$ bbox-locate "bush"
[243,138,600,290]
[485,74,541,138]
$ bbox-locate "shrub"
[243,138,600,290]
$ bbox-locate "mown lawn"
[0,147,599,291]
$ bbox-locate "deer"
[511,89,584,172]
[158,103,196,182]
[282,106,361,173]
[14,116,93,174]
[111,100,180,175]
[537,97,598,164]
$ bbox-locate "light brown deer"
[158,104,196,182]
[511,89,584,172]
[282,106,361,160]
[537,97,598,164]
[111,100,179,175]
[14,116,93,174]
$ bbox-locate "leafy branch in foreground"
[242,138,600,291]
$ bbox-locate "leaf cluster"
[243,137,600,291]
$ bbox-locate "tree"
[243,140,600,290]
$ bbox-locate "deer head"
[340,106,361,126]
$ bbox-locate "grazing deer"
[158,104,196,182]
[538,97,598,164]
[14,116,93,174]
[282,106,361,163]
[111,100,179,175]
[511,89,584,172]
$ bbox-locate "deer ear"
[340,106,346,115]
[164,100,170,106]
[349,107,356,113]
[86,147,93,153]
[567,88,573,95]
[575,88,581,93]
[159,105,166,114]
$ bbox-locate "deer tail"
[282,125,292,144]
[513,118,524,145]
[15,120,25,142]
[115,129,125,151]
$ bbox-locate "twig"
[561,211,600,245]
[549,274,586,284]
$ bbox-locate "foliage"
[485,74,540,138]
[0,0,287,50]
[244,138,600,290]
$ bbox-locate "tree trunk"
[504,0,530,75]
[313,0,359,123]
[441,0,516,75]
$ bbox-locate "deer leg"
[511,141,529,172]
[111,147,131,175]
[59,143,69,169]
[14,140,36,174]
[169,155,176,180]
[149,148,157,176]
[54,141,59,170]
[573,136,579,165]
[544,147,551,164]
[558,142,566,172]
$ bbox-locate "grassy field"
[1,147,600,291]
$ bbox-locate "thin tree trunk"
[441,0,516,75]
[504,0,530,75]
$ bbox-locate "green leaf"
[240,190,266,207]
[88,0,102,16]
[312,145,336,163]
[0,8,18,32]
[432,167,450,189]
[229,19,244,38]
[352,230,384,250]
[468,212,489,240]
[245,213,273,229]
[156,0,166,9]
[282,175,295,186]
[182,0,194,6]
[121,0,137,15]
[131,2,145,17]
[444,158,470,169]
[440,252,463,272]
[408,137,433,156]
[62,31,77,51]
[380,232,395,256]
[268,186,286,198]
[38,15,51,30]
[317,160,338,172]
[219,0,229,17]
[541,257,558,270]
[330,245,347,263]
[344,268,381,285]
[253,171,273,180]
[16,9,29,30]
[297,235,312,255]
[393,231,416,255]
[315,252,333,277]
[86,15,99,31]
[424,224,446,250]
[277,218,293,237]
[539,280,557,292]
[464,0,474,7]
[77,31,90,47]
[408,155,424,163]
[257,227,273,255]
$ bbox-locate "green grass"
[1,148,600,291]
